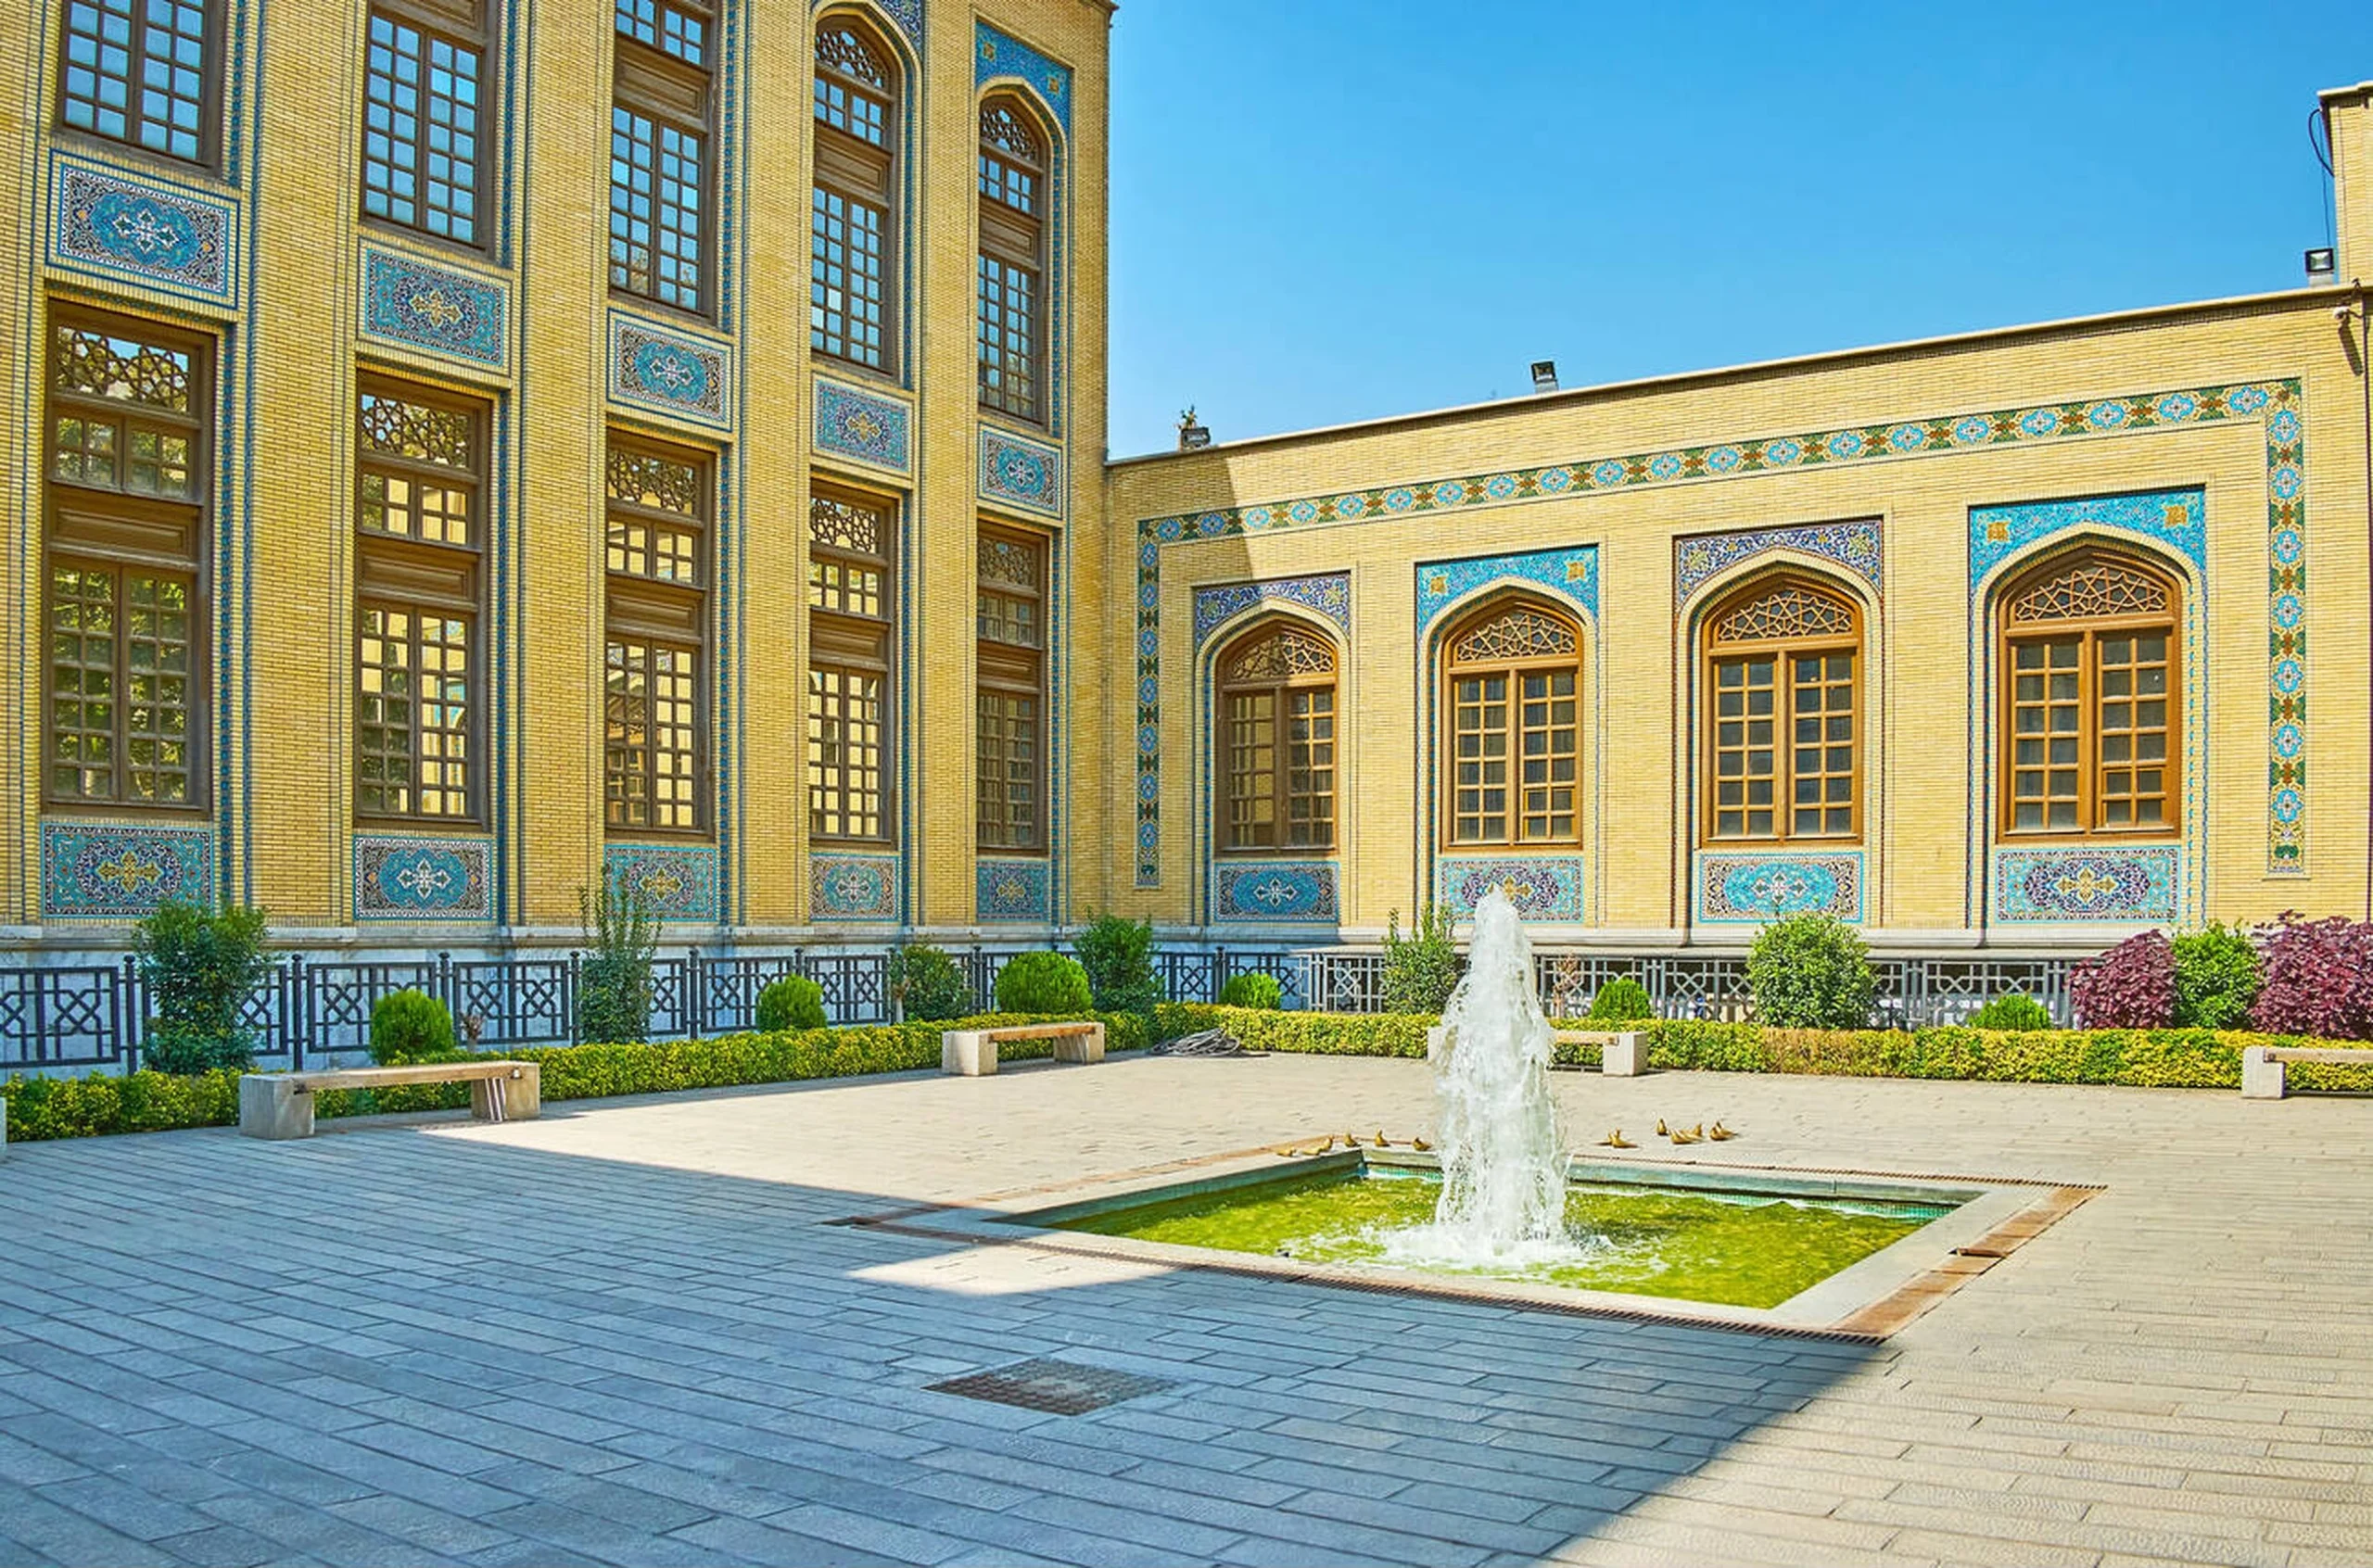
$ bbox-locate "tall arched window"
[812,18,896,371]
[976,95,1047,421]
[1216,622,1337,853]
[1702,577,1860,843]
[1999,549,2180,837]
[1442,601,1580,848]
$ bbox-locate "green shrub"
[133,899,273,1074]
[2172,923,2263,1031]
[1074,914,1162,1015]
[887,943,972,1021]
[577,879,658,1043]
[995,951,1092,1014]
[1381,904,1459,1015]
[1,1011,1152,1142]
[755,975,827,1032]
[1217,971,1284,1009]
[369,989,461,1065]
[1155,1004,1431,1057]
[1966,993,2055,1031]
[1747,914,1875,1029]
[1586,977,1654,1022]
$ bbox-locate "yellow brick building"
[1106,81,2373,971]
[0,0,2367,1025]
[3,0,1113,980]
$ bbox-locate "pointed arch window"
[1702,577,1860,843]
[1216,621,1336,853]
[977,95,1047,421]
[1998,550,2179,837]
[812,18,896,371]
[1442,601,1580,848]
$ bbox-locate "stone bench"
[2240,1044,2373,1099]
[941,1021,1104,1077]
[1425,1027,1645,1075]
[239,1060,540,1139]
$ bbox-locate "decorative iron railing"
[0,944,2081,1074]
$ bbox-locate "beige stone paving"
[445,1055,2373,1564]
[2,1053,2369,1567]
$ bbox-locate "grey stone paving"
[2,1055,2369,1567]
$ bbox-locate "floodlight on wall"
[1529,360,1559,394]
[2306,247,2338,284]
[1176,406,1211,450]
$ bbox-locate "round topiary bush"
[755,975,827,1032]
[369,989,460,1065]
[2171,922,2262,1031]
[1746,914,1875,1029]
[1586,977,1653,1022]
[995,951,1092,1015]
[888,943,973,1022]
[1966,992,2053,1031]
[1218,971,1283,1009]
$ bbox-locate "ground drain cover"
[927,1358,1176,1415]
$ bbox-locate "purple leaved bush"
[2250,913,2373,1042]
[2069,929,2176,1030]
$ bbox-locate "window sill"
[51,127,228,188]
[42,801,212,820]
[609,288,723,335]
[361,218,500,268]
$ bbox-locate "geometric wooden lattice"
[1709,583,1856,643]
[1225,626,1335,682]
[1450,605,1577,664]
[816,25,890,89]
[2007,559,2171,624]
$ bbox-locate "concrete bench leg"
[501,1064,540,1120]
[1601,1032,1644,1077]
[942,1031,996,1076]
[468,1078,508,1123]
[1054,1024,1106,1065]
[1,1094,9,1158]
[238,1075,313,1139]
[2240,1045,2287,1100]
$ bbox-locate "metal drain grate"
[926,1358,1176,1415]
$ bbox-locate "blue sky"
[1105,2,2358,457]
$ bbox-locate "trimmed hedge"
[1150,1004,2373,1093]
[1,1011,1145,1143]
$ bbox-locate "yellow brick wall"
[1108,299,2372,942]
[1,0,1111,941]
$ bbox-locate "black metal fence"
[1,942,2079,1076]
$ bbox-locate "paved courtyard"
[2,1054,2369,1568]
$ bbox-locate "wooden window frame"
[811,17,898,374]
[975,93,1047,424]
[361,0,494,251]
[1698,576,1863,848]
[807,480,895,846]
[42,304,212,816]
[604,431,711,837]
[611,0,714,321]
[1214,618,1338,855]
[353,373,487,827]
[1439,599,1582,852]
[1996,550,2182,842]
[57,0,225,168]
[975,523,1046,854]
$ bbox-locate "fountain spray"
[1383,887,1581,1268]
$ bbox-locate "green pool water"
[1049,1167,1950,1309]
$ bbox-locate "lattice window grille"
[2008,560,2171,624]
[1225,627,1335,682]
[1711,585,1856,643]
[1451,606,1577,663]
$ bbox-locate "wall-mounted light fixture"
[1529,360,1559,394]
[2306,247,2338,285]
